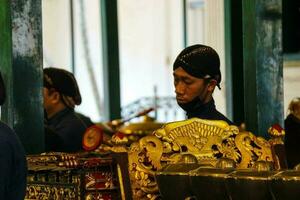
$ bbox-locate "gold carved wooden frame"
[127,118,274,199]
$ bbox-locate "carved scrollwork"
[127,118,275,199]
[128,118,239,199]
[154,118,239,162]
[25,184,78,200]
[235,131,273,168]
[214,137,241,162]
[129,136,163,199]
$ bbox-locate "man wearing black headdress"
[43,67,94,152]
[0,72,27,199]
[173,44,233,125]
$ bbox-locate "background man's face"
[43,87,51,111]
[43,87,58,117]
[173,67,208,104]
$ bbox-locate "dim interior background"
[42,0,300,123]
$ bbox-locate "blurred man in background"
[285,97,300,168]
[44,67,94,152]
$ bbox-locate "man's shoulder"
[285,114,300,124]
[55,109,91,123]
[0,121,18,142]
[54,111,94,132]
[74,112,94,125]
[0,121,26,163]
[212,110,234,125]
[0,120,14,131]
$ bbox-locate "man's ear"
[207,79,217,92]
[50,91,61,104]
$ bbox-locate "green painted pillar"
[242,0,283,137]
[0,0,44,154]
[100,0,121,120]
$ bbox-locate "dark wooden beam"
[0,0,44,154]
[224,0,245,125]
[100,0,121,120]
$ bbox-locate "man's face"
[43,87,59,117]
[173,67,212,104]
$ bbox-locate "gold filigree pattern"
[127,118,275,199]
[26,153,122,200]
[25,184,78,200]
[235,131,273,168]
[128,136,162,199]
[215,137,241,161]
[154,118,239,161]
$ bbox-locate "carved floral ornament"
[127,118,274,199]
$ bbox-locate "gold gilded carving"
[129,136,162,199]
[128,118,275,199]
[128,118,239,199]
[215,137,241,162]
[117,164,126,200]
[267,124,286,170]
[154,118,239,162]
[99,144,128,153]
[235,132,273,168]
[25,184,77,200]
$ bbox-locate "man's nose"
[175,82,185,95]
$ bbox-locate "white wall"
[72,0,104,121]
[42,0,72,70]
[118,0,186,121]
[186,0,227,116]
[42,0,104,122]
[118,0,182,103]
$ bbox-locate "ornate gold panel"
[25,184,78,200]
[127,118,275,199]
[235,131,273,168]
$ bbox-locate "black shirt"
[185,99,233,125]
[0,121,27,199]
[46,108,94,152]
[285,114,300,168]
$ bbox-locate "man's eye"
[184,80,193,85]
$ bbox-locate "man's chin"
[176,99,188,104]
